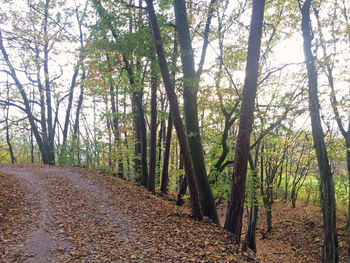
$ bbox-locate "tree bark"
[224,0,265,242]
[43,0,55,165]
[5,106,15,164]
[161,113,173,194]
[63,4,85,145]
[160,35,177,194]
[314,7,350,228]
[177,171,188,206]
[147,60,158,193]
[146,0,202,219]
[173,0,219,224]
[299,0,338,262]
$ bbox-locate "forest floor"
[0,164,244,263]
[0,164,349,262]
[217,192,350,263]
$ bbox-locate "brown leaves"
[0,166,39,262]
[2,164,244,262]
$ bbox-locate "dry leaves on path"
[0,164,247,263]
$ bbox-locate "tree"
[224,0,265,242]
[92,0,149,184]
[62,1,88,146]
[314,1,350,228]
[147,58,158,193]
[160,33,178,194]
[146,0,202,219]
[3,79,16,164]
[299,0,339,261]
[0,0,79,165]
[173,0,219,224]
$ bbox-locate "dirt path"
[0,164,242,263]
[0,165,140,262]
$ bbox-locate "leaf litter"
[1,164,349,262]
[0,164,244,262]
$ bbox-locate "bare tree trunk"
[43,0,55,165]
[4,80,16,164]
[161,114,172,194]
[173,0,219,224]
[314,7,350,229]
[160,35,177,194]
[243,151,260,252]
[224,0,265,242]
[146,0,202,219]
[157,117,165,177]
[147,60,158,193]
[62,4,86,146]
[177,155,187,206]
[299,0,338,262]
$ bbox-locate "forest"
[0,0,349,262]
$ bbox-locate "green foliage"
[0,145,11,164]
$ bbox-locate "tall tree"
[160,33,178,194]
[299,0,338,261]
[0,5,57,164]
[92,0,149,184]
[146,0,202,219]
[224,0,265,242]
[314,3,350,228]
[173,0,219,224]
[147,59,158,193]
[62,1,87,145]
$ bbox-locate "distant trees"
[0,0,85,165]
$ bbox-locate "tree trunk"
[5,106,15,164]
[63,67,79,145]
[146,0,202,219]
[314,8,350,229]
[133,99,142,174]
[43,0,55,165]
[177,175,188,206]
[160,35,177,194]
[123,56,148,185]
[173,0,219,224]
[73,81,84,142]
[300,0,338,262]
[147,61,158,193]
[161,113,172,194]
[157,117,165,178]
[63,5,85,145]
[243,199,258,252]
[224,0,265,243]
[243,153,260,252]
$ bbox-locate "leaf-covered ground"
[0,164,246,262]
[1,164,349,262]
[217,197,350,262]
